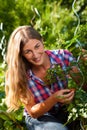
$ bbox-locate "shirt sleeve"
[52,49,76,67]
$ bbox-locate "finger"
[57,92,74,103]
[64,92,74,103]
[63,90,74,98]
[62,89,71,94]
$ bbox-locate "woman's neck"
[31,53,51,81]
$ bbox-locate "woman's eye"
[35,44,40,49]
[24,50,32,54]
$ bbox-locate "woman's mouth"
[33,58,41,62]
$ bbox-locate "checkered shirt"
[27,49,74,103]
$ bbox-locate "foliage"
[45,49,87,129]
[0,100,27,130]
[0,0,87,49]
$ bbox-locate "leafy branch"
[45,50,87,129]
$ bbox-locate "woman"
[5,25,77,130]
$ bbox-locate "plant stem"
[80,120,85,130]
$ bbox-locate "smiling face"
[22,39,45,66]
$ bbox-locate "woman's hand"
[54,89,75,104]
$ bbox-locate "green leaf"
[0,111,11,121]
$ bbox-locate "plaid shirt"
[27,49,74,104]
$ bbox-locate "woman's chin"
[32,61,43,66]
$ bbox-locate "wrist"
[52,93,60,103]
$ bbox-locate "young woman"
[5,25,79,130]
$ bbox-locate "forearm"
[25,94,57,118]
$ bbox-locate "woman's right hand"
[54,89,75,104]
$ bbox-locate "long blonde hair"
[5,25,42,111]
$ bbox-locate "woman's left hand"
[63,89,75,104]
[56,89,75,104]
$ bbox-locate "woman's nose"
[32,51,38,58]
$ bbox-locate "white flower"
[80,108,84,113]
[68,113,73,121]
[85,103,87,107]
[82,112,87,118]
[75,113,78,118]
[71,108,77,113]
